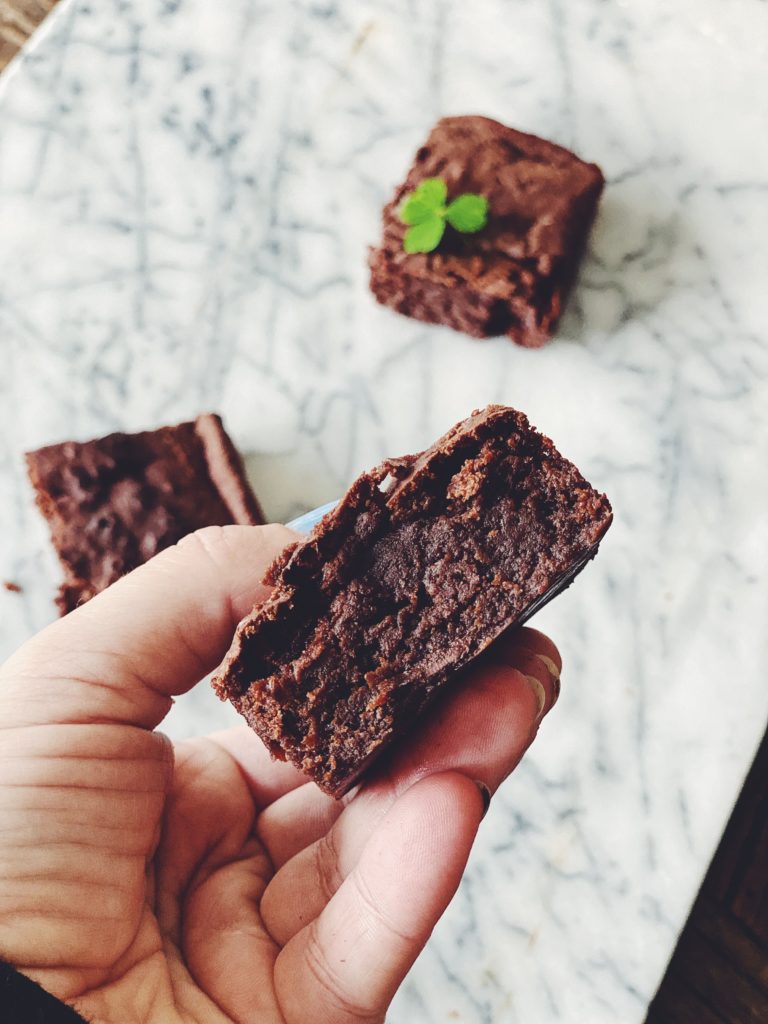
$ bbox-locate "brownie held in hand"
[369,116,604,347]
[214,406,612,797]
[26,414,263,614]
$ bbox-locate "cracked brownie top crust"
[369,116,604,346]
[26,413,263,614]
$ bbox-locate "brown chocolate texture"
[214,405,612,796]
[369,116,604,346]
[26,413,263,613]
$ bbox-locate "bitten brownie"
[369,116,604,347]
[26,414,263,614]
[214,405,612,797]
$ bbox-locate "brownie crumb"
[3,581,22,593]
[214,405,612,797]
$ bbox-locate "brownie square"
[369,115,604,347]
[213,405,612,796]
[26,413,264,614]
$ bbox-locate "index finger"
[0,524,295,730]
[258,632,561,946]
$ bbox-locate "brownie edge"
[214,405,612,797]
[194,414,265,526]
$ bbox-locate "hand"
[0,525,560,1024]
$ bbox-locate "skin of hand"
[0,524,561,1024]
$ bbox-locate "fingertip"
[489,627,562,711]
[489,648,558,717]
[412,769,487,831]
[469,660,547,725]
[517,626,563,674]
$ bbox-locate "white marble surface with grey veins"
[1,0,767,1020]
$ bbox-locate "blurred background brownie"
[214,405,612,796]
[369,115,604,347]
[26,413,263,614]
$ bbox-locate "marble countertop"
[1,0,767,1020]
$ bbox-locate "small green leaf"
[399,178,489,253]
[400,195,438,226]
[404,215,446,254]
[413,177,448,208]
[445,193,489,233]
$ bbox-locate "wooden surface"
[0,0,57,70]
[1,2,766,1020]
[646,727,768,1024]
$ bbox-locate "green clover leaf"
[400,195,437,226]
[413,177,448,207]
[398,177,489,253]
[445,193,488,233]
[404,215,446,254]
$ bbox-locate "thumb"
[0,524,292,730]
[274,772,483,1024]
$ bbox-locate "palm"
[2,722,315,1023]
[0,527,558,1024]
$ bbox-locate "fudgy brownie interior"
[214,406,612,796]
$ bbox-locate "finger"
[258,626,561,870]
[485,646,557,716]
[250,625,561,864]
[375,626,561,805]
[513,625,563,674]
[494,625,562,710]
[260,651,554,943]
[152,736,258,942]
[257,626,561,876]
[207,726,308,810]
[256,782,345,868]
[0,724,173,969]
[182,837,283,1023]
[274,772,483,1024]
[0,524,295,731]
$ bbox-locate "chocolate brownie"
[214,405,612,797]
[369,116,604,347]
[26,414,263,614]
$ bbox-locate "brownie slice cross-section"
[26,413,263,614]
[369,115,604,346]
[214,405,612,797]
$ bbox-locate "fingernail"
[534,654,561,708]
[474,780,492,820]
[535,653,560,680]
[552,673,561,706]
[525,674,547,719]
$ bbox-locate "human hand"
[0,525,560,1024]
